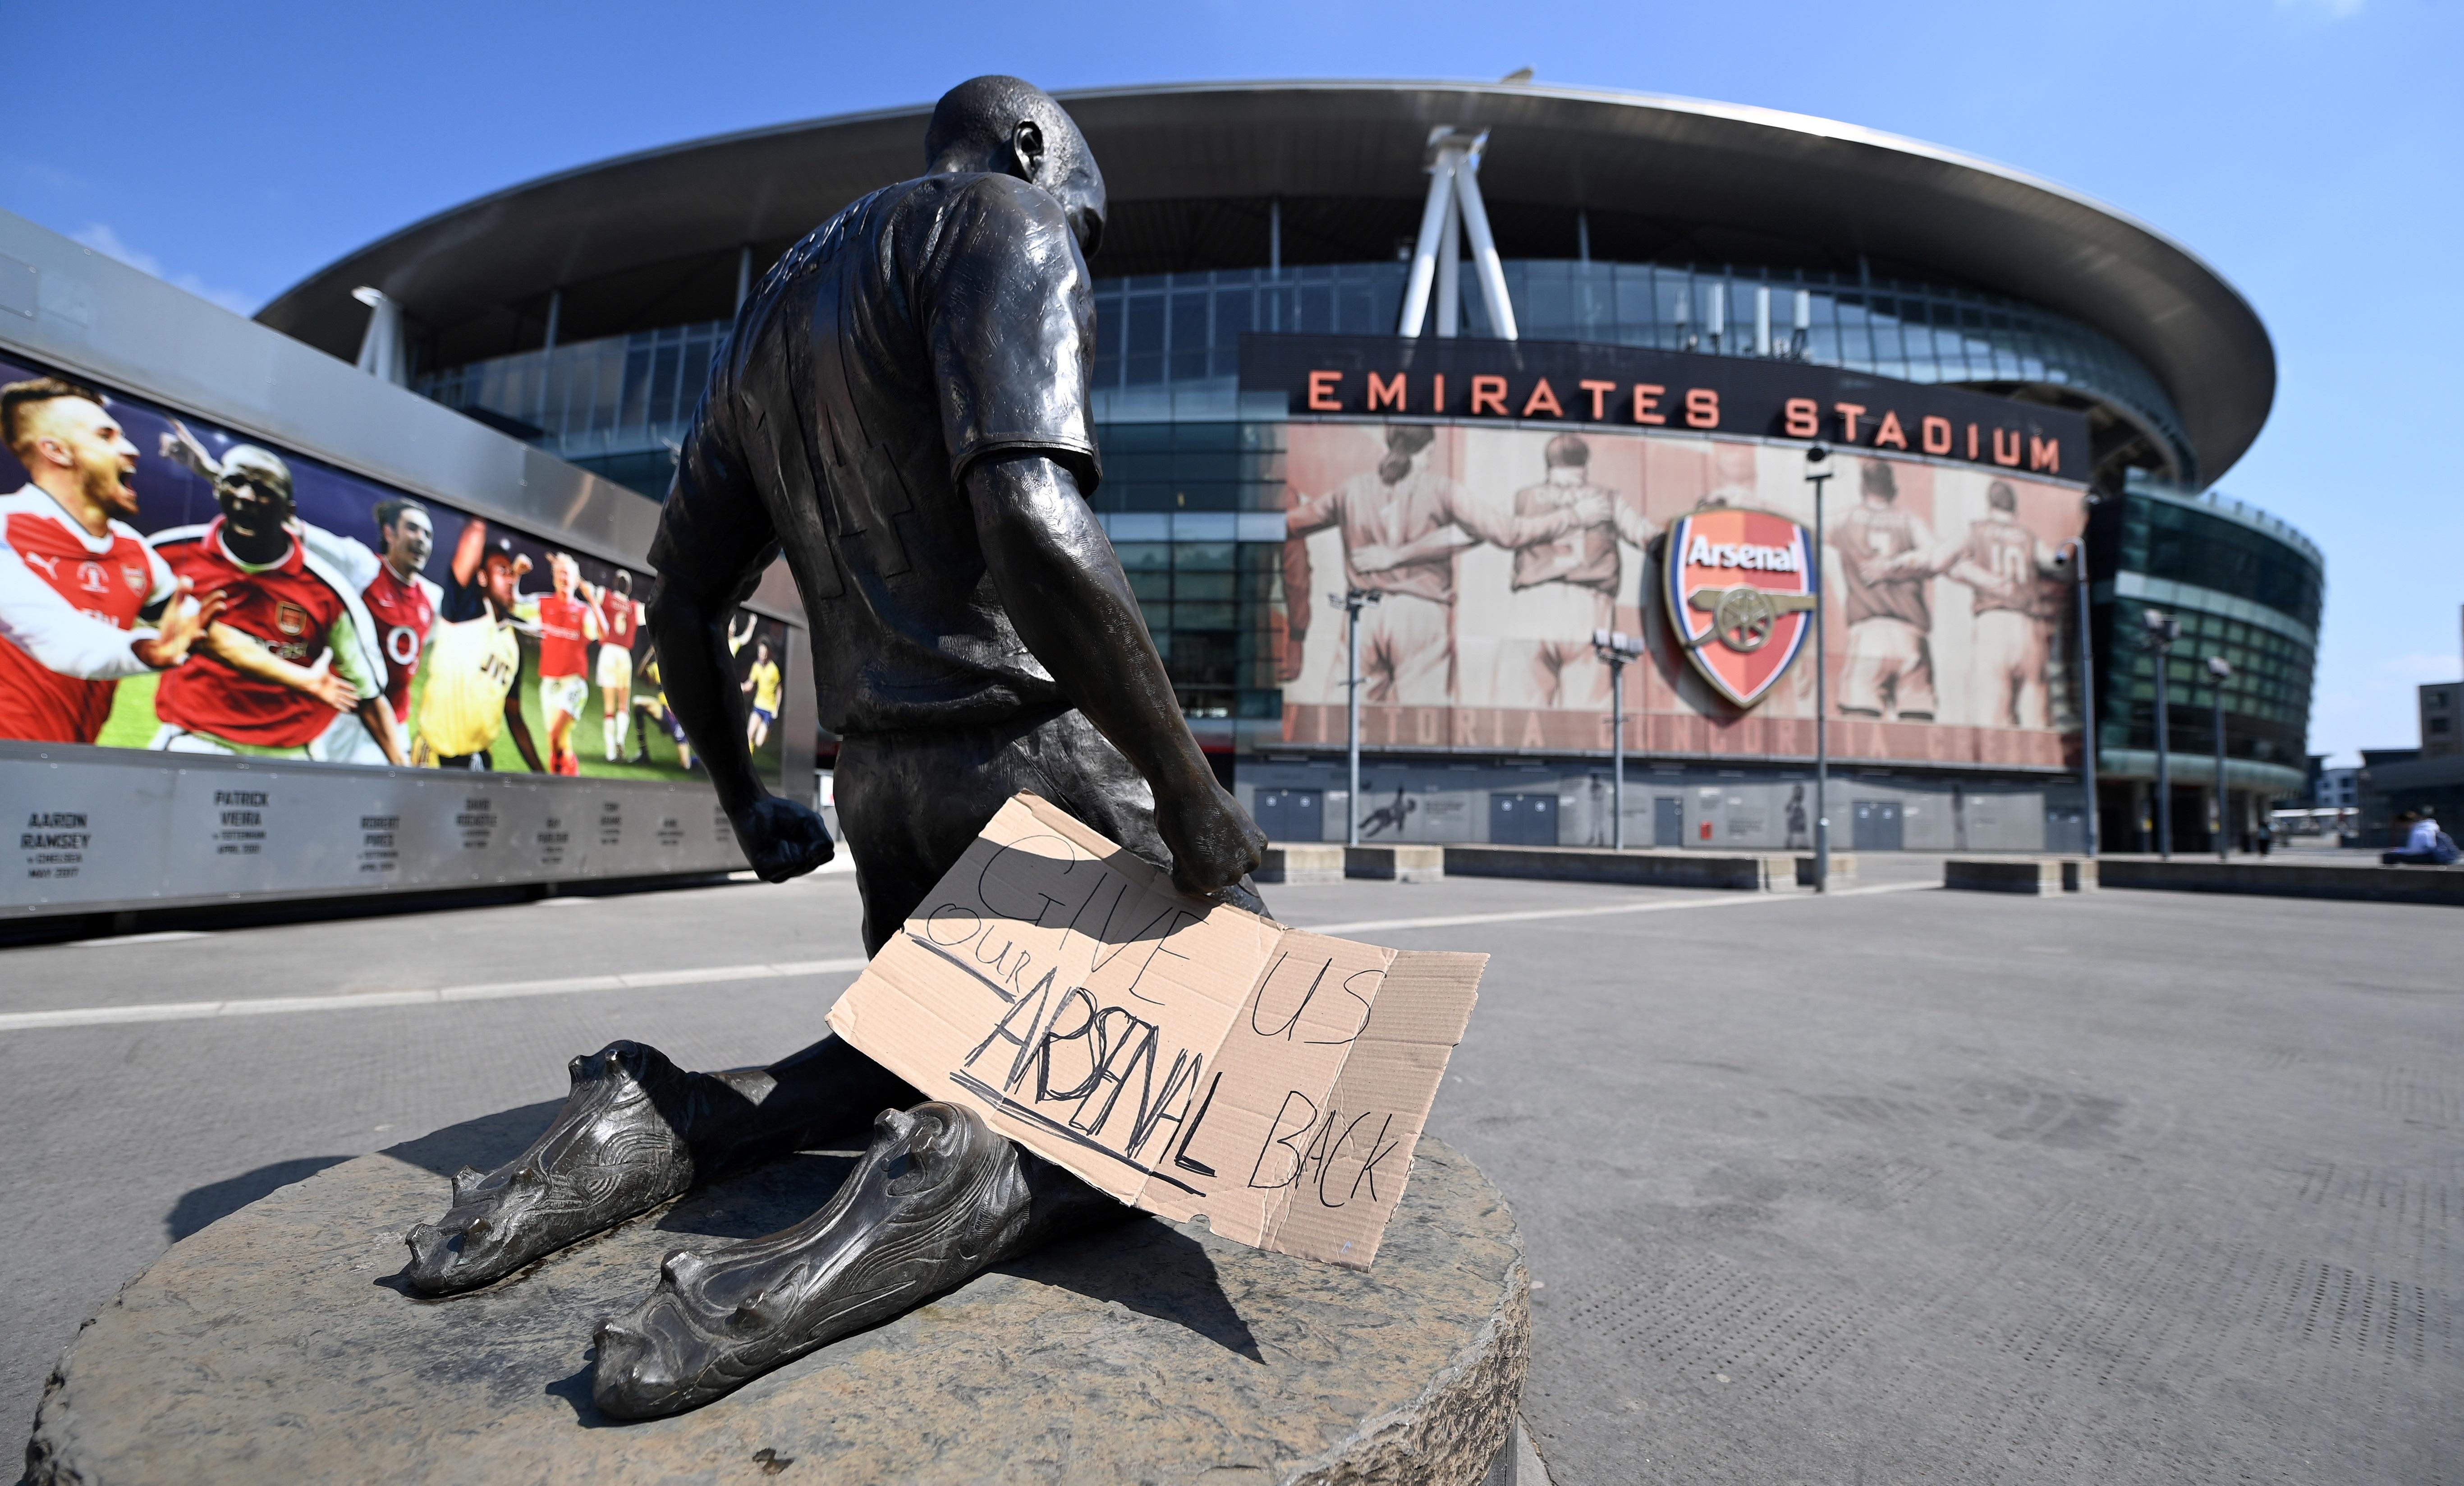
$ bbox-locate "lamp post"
[2143,609,2181,858]
[2055,533,2098,857]
[1805,445,1834,892]
[1592,628,1647,849]
[1333,588,1381,847]
[2207,655,2233,861]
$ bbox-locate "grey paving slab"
[4,866,2457,1483]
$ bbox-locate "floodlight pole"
[2058,533,2098,857]
[2208,655,2233,861]
[1610,655,1626,850]
[2145,609,2180,859]
[1335,588,1381,847]
[1806,447,1833,892]
[1593,629,1644,851]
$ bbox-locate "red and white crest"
[1663,507,1818,708]
[275,601,310,636]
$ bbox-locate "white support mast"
[1397,144,1456,338]
[1450,133,1517,340]
[1395,127,1518,341]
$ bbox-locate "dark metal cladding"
[257,81,2274,482]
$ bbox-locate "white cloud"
[2372,651,2460,684]
[69,223,258,316]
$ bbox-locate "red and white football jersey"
[535,591,592,679]
[156,519,355,747]
[0,485,173,743]
[598,589,639,651]
[363,565,440,722]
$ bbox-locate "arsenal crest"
[1664,508,1819,708]
[275,601,310,636]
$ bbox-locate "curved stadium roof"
[258,80,2274,483]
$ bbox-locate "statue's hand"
[1156,780,1266,898]
[730,795,836,882]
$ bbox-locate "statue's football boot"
[589,1101,1035,1418]
[404,1040,701,1295]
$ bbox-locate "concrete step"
[1347,843,1447,881]
[1264,843,1857,892]
[1444,845,1853,891]
[1945,857,2097,895]
[2098,857,2464,905]
[1257,843,1345,884]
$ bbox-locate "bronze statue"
[403,75,1268,1419]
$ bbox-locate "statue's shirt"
[652,172,1102,736]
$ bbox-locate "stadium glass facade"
[303,82,2304,852]
[411,258,2225,764]
[403,252,2321,849]
[415,259,2188,495]
[2089,477,2323,851]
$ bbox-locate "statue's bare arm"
[968,451,1264,897]
[647,553,829,882]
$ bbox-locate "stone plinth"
[27,1108,1527,1486]
[1346,844,1445,882]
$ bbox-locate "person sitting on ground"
[2379,808,2460,866]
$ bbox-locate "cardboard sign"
[825,792,1485,1270]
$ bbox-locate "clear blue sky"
[6,0,2456,764]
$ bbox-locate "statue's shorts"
[832,707,1174,955]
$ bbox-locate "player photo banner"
[0,351,790,786]
[1277,421,2088,771]
[1663,509,1817,708]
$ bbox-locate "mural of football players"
[628,640,670,767]
[1830,459,1937,721]
[353,499,440,755]
[276,488,439,765]
[148,445,401,762]
[1287,425,1594,706]
[0,379,222,742]
[531,552,600,776]
[592,569,643,762]
[418,524,545,771]
[741,634,782,752]
[1284,425,1460,705]
[1483,434,1656,708]
[1916,479,2060,728]
[1342,432,1650,707]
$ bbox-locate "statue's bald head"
[925,76,1106,259]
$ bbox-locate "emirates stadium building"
[257,80,2317,857]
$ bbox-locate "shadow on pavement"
[378,1100,564,1179]
[165,1156,354,1243]
[1001,1219,1265,1363]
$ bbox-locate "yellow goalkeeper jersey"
[417,612,521,758]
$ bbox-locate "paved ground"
[5,864,2457,1483]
